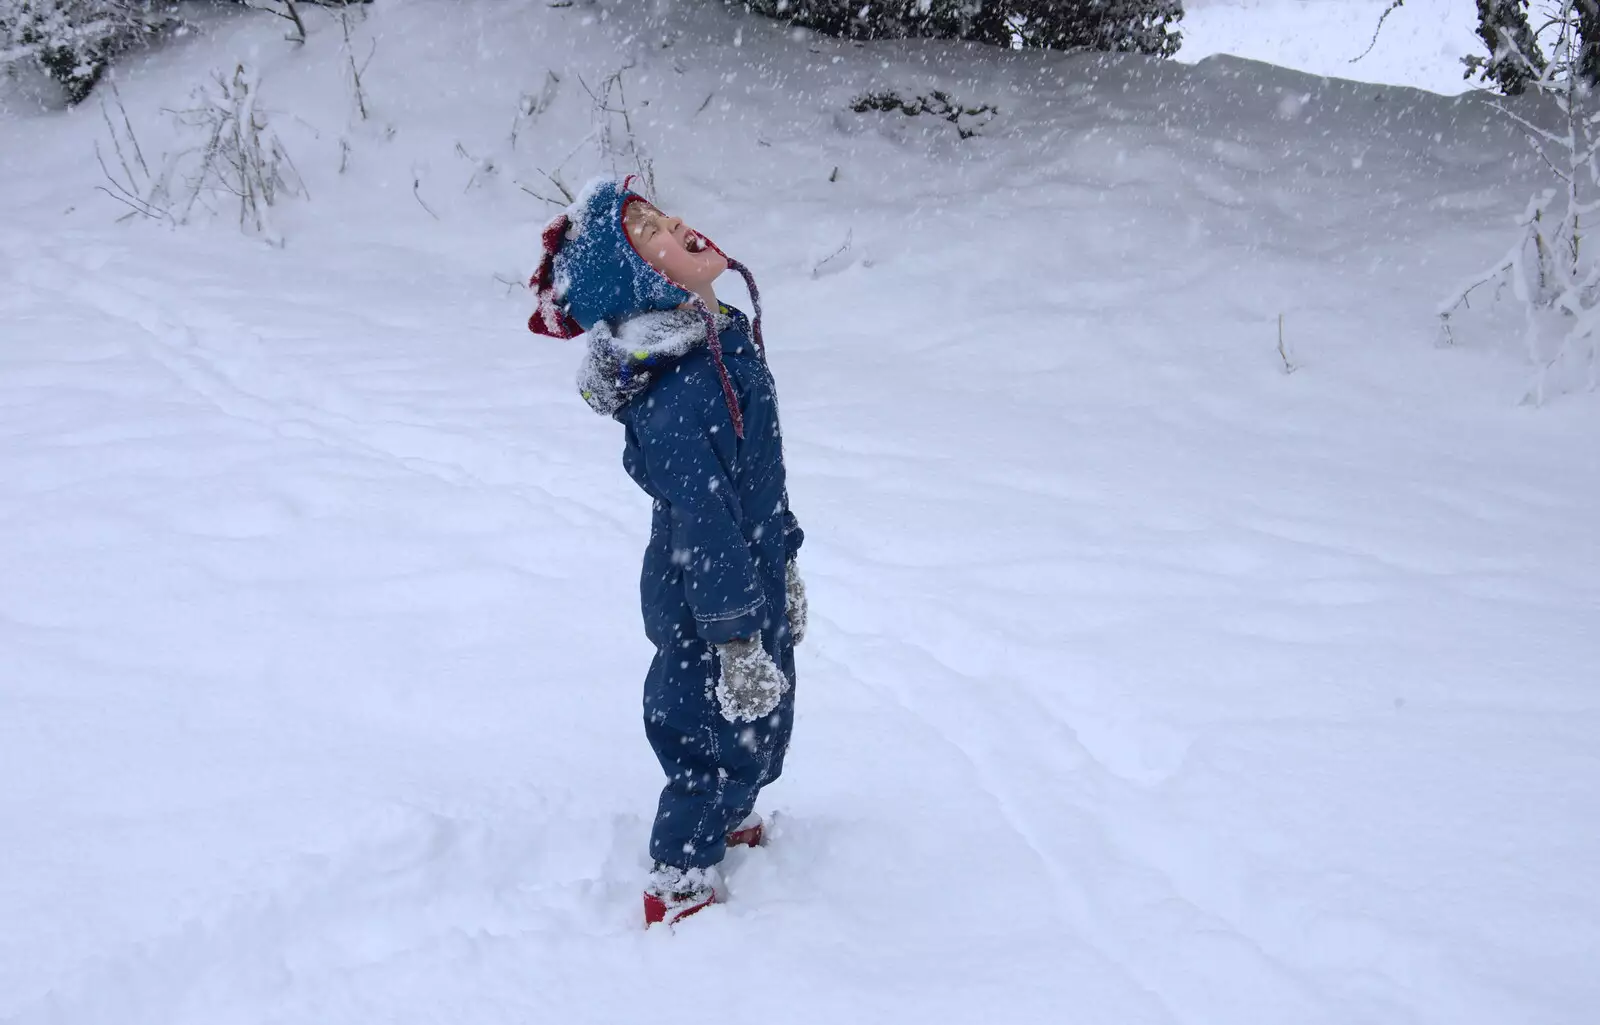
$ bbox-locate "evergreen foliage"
[0,0,178,104]
[742,0,1182,56]
[1471,0,1546,94]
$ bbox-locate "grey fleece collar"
[576,307,734,418]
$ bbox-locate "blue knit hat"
[528,175,768,437]
[557,177,694,331]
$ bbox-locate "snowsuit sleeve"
[784,507,804,563]
[627,385,767,645]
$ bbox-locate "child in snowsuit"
[528,177,806,928]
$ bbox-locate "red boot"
[726,812,765,849]
[643,864,722,929]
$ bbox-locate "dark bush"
[1,0,181,105]
[743,0,1182,57]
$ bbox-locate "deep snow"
[1,2,1598,1024]
[1181,0,1483,95]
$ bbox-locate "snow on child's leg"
[643,714,775,870]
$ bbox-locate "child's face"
[625,201,729,295]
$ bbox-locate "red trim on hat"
[528,213,581,339]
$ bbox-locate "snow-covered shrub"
[850,89,997,139]
[0,0,179,105]
[742,0,1181,56]
[1441,1,1600,401]
[98,64,303,241]
[168,64,303,241]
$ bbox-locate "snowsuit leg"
[644,634,795,871]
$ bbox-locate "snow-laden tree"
[1470,0,1547,94]
[1443,0,1600,400]
[1468,0,1600,94]
[1005,0,1182,54]
[0,0,177,105]
[742,0,1182,56]
[738,0,967,41]
[1576,0,1600,85]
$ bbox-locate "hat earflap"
[528,213,583,339]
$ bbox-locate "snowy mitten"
[714,637,789,722]
[785,560,808,646]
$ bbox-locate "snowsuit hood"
[526,175,769,438]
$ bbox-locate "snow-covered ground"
[2,2,1597,1023]
[1181,0,1483,94]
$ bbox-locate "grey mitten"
[785,560,808,645]
[714,637,789,722]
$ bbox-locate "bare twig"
[279,139,309,203]
[811,229,853,278]
[518,184,567,207]
[93,142,169,221]
[1277,313,1297,373]
[281,0,308,42]
[549,127,600,179]
[93,86,173,223]
[580,64,654,195]
[106,83,149,178]
[533,166,574,203]
[1350,0,1403,64]
[413,173,439,219]
[1490,100,1569,150]
[574,70,603,104]
[456,142,497,192]
[1438,192,1552,346]
[493,272,527,296]
[99,104,140,194]
[340,8,372,120]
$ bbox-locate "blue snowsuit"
[621,307,802,870]
[538,178,801,872]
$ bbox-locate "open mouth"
[684,231,707,254]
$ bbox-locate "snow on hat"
[528,175,767,438]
